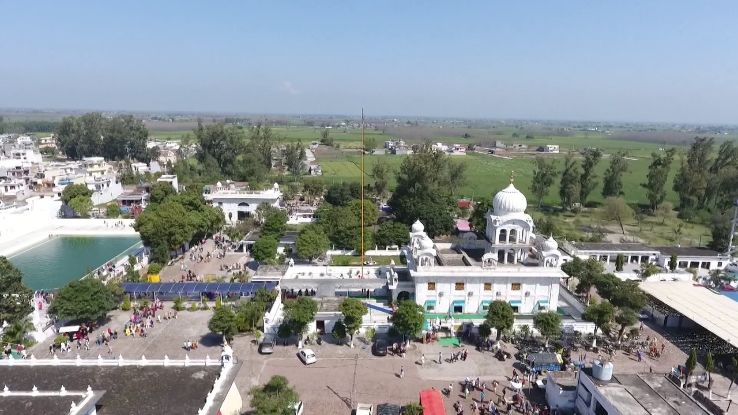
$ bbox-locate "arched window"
[509,229,518,243]
[498,229,507,243]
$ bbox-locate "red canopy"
[419,388,446,415]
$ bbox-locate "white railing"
[0,354,230,367]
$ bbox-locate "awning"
[537,300,550,307]
[479,300,491,311]
[452,299,465,307]
[59,325,80,334]
[424,299,437,308]
[509,300,522,307]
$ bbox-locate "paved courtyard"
[28,305,738,415]
[158,239,251,282]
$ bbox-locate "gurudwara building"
[400,181,566,320]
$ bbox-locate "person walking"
[439,351,443,364]
[421,354,425,366]
[400,366,405,379]
[480,390,485,403]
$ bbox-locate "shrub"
[53,334,68,346]
[121,295,131,311]
[141,299,150,308]
[364,327,376,341]
[188,303,199,312]
[215,297,223,309]
[200,302,210,311]
[173,297,184,311]
[147,263,162,275]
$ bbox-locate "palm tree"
[2,319,34,345]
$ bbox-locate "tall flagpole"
[361,109,365,276]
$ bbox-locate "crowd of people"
[443,372,551,415]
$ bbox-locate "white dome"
[411,220,425,233]
[419,237,434,250]
[543,235,558,252]
[273,182,280,190]
[492,183,527,215]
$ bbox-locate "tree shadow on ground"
[199,332,224,347]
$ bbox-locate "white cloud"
[279,81,300,95]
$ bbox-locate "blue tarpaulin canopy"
[122,281,278,296]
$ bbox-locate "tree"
[106,203,121,218]
[324,182,361,206]
[262,209,288,238]
[319,128,333,146]
[559,154,581,209]
[668,254,678,272]
[370,160,392,199]
[283,141,306,176]
[615,254,625,271]
[614,308,638,342]
[572,258,604,304]
[579,148,603,206]
[363,136,377,153]
[602,152,629,198]
[610,281,647,311]
[390,191,455,238]
[135,200,196,263]
[391,300,425,340]
[252,236,279,263]
[642,149,676,212]
[709,212,732,253]
[353,228,374,254]
[582,300,614,347]
[706,351,716,392]
[332,320,347,343]
[594,273,621,301]
[55,113,105,159]
[49,278,116,322]
[67,195,92,217]
[674,137,713,212]
[602,197,634,234]
[728,357,738,398]
[340,298,368,347]
[61,183,93,205]
[389,144,463,237]
[208,306,237,338]
[533,311,562,348]
[485,301,514,341]
[469,198,491,233]
[249,375,300,415]
[375,221,410,248]
[295,224,329,260]
[685,348,698,388]
[149,181,177,205]
[1,318,34,345]
[640,262,660,278]
[654,201,675,225]
[530,157,558,207]
[0,257,32,325]
[283,297,318,338]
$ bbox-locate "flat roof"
[653,246,725,258]
[640,281,738,348]
[0,366,221,415]
[570,242,657,253]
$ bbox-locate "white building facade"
[204,181,282,224]
[404,182,565,318]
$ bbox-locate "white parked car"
[292,401,304,415]
[298,348,317,365]
[355,403,375,415]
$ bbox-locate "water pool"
[9,235,142,290]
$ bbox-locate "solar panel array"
[122,281,278,296]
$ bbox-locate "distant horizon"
[2,106,737,128]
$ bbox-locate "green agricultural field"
[272,126,389,149]
[313,151,681,207]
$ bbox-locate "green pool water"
[9,235,142,290]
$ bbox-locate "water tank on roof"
[592,360,613,381]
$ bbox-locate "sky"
[1,1,737,124]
